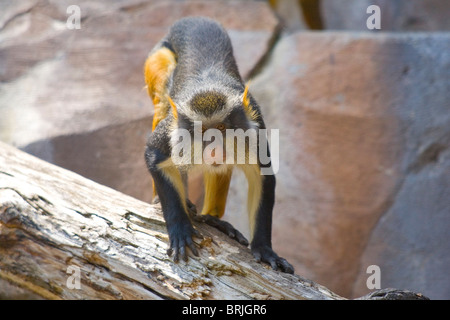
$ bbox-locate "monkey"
[143,17,294,274]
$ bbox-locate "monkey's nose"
[204,149,226,166]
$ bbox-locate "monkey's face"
[171,94,257,170]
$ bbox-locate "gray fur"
[164,17,244,115]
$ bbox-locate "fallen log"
[0,141,427,300]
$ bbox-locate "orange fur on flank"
[144,47,177,131]
[144,46,177,199]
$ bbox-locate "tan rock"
[238,31,450,298]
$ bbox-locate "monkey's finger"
[186,237,199,256]
[234,230,249,246]
[227,228,248,246]
[192,228,203,239]
[192,214,205,223]
[173,248,180,263]
[278,258,294,274]
[171,239,180,262]
[269,257,278,271]
[253,251,262,263]
[227,229,235,239]
[179,244,187,262]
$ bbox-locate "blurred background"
[0,0,449,299]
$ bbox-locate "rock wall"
[1,0,449,299]
[248,31,450,299]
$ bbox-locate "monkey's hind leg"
[196,170,249,246]
[181,171,199,217]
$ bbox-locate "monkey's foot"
[251,245,295,274]
[195,214,249,246]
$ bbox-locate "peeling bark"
[0,142,343,300]
[0,142,428,300]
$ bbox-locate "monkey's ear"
[242,83,250,108]
[167,96,178,119]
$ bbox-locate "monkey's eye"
[216,123,226,131]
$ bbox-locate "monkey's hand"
[166,219,202,262]
[251,245,295,274]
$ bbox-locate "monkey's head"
[168,85,259,170]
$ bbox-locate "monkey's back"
[144,17,246,131]
[166,17,243,99]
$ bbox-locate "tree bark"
[0,142,427,300]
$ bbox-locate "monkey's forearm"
[145,146,199,261]
[251,174,275,249]
[250,171,294,274]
